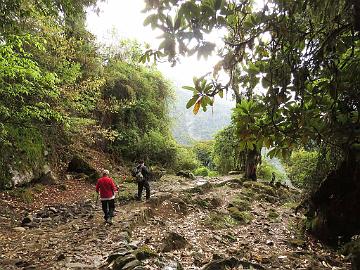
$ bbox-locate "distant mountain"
[170,88,235,145]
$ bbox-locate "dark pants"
[137,181,150,200]
[101,199,115,221]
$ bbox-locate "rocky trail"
[0,175,350,270]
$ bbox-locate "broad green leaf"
[186,96,198,109]
[182,85,196,91]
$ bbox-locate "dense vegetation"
[0,0,194,188]
[143,0,360,243]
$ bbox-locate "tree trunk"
[307,150,360,244]
[245,148,261,180]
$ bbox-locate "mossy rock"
[228,207,253,224]
[256,193,278,203]
[187,182,212,194]
[204,212,238,229]
[214,178,244,188]
[112,254,137,270]
[267,208,280,220]
[176,170,195,180]
[161,232,188,252]
[240,188,256,198]
[228,199,251,211]
[192,197,210,208]
[341,239,360,256]
[243,181,276,197]
[237,193,252,203]
[192,196,222,209]
[169,197,188,213]
[134,245,157,260]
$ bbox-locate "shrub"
[212,125,243,174]
[285,149,319,189]
[193,166,209,176]
[193,141,215,169]
[174,147,199,171]
[137,130,177,166]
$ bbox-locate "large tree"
[142,0,360,243]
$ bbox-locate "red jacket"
[96,176,117,199]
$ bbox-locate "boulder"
[9,167,34,187]
[161,232,188,252]
[122,259,141,270]
[176,170,195,180]
[112,254,137,270]
[67,155,99,183]
[134,245,157,260]
[169,197,188,214]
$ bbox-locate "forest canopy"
[142,0,360,243]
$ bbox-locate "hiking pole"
[96,192,99,204]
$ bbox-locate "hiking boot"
[107,217,113,224]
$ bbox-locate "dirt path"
[0,175,350,270]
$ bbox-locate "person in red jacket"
[96,169,118,224]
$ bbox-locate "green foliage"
[192,140,215,168]
[212,125,244,174]
[229,198,251,211]
[0,0,102,188]
[258,159,286,183]
[285,149,319,189]
[285,148,341,190]
[143,0,360,167]
[32,183,45,193]
[193,166,209,176]
[117,182,138,202]
[174,147,199,171]
[102,54,177,166]
[171,88,233,145]
[137,130,177,166]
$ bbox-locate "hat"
[103,169,109,175]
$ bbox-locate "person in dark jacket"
[96,169,118,224]
[135,160,150,201]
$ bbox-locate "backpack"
[133,165,144,183]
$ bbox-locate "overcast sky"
[86,0,223,87]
